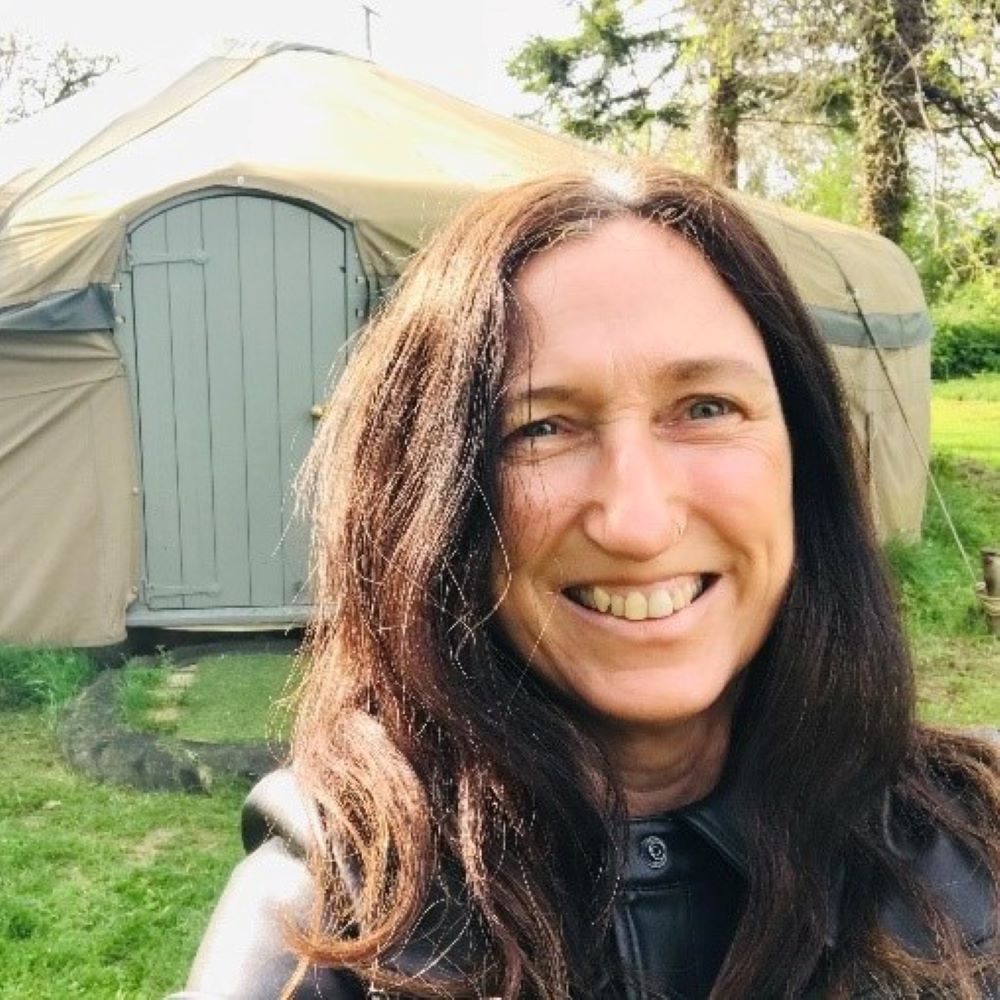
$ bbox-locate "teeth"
[572,578,706,621]
[647,589,673,618]
[624,592,647,621]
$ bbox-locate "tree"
[0,33,116,125]
[911,0,999,179]
[852,0,927,241]
[507,0,689,151]
[848,0,1000,241]
[508,0,848,187]
[508,0,997,242]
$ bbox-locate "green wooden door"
[125,195,359,613]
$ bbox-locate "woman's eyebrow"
[505,357,773,407]
[504,384,585,409]
[661,357,774,388]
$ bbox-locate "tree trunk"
[707,59,740,187]
[855,0,929,243]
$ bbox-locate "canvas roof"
[0,40,928,341]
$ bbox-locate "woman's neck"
[597,699,734,816]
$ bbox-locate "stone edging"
[58,650,290,793]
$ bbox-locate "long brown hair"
[292,165,998,997]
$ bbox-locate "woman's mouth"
[564,575,713,622]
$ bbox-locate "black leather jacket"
[170,769,997,999]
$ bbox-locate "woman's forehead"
[506,217,774,394]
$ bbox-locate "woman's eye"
[687,399,731,420]
[517,419,559,439]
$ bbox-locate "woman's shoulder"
[168,768,365,1000]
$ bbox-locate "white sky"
[0,0,578,115]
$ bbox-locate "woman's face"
[494,216,795,734]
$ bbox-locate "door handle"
[310,405,326,420]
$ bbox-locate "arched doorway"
[116,192,367,626]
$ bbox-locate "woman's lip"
[563,573,707,592]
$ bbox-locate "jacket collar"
[673,783,842,949]
[674,781,749,879]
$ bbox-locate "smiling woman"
[495,218,794,776]
[174,167,999,1000]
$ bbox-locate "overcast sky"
[1,0,577,115]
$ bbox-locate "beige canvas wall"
[0,332,138,645]
[832,341,931,539]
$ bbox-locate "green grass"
[120,652,296,743]
[177,653,295,743]
[887,453,999,639]
[913,635,1000,727]
[883,374,1000,727]
[0,647,97,716]
[930,372,1000,469]
[0,708,244,999]
[118,663,177,734]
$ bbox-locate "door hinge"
[126,248,209,269]
[145,581,221,597]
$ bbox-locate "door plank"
[201,197,252,606]
[131,214,184,608]
[164,202,218,609]
[238,198,285,607]
[274,202,314,605]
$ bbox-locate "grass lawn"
[930,372,1000,469]
[0,652,245,999]
[889,372,999,727]
[121,651,297,744]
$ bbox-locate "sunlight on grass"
[120,652,297,745]
[931,373,1000,469]
[176,653,295,744]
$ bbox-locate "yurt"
[0,41,931,646]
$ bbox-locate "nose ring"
[671,518,686,544]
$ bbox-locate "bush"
[0,647,96,713]
[931,277,1000,380]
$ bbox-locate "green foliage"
[0,647,95,715]
[929,277,1000,380]
[507,0,688,147]
[786,133,861,224]
[902,184,999,303]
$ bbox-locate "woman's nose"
[581,429,686,560]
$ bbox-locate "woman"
[178,166,998,999]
